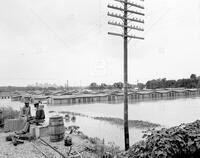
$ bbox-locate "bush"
[0,106,20,121]
[120,120,200,158]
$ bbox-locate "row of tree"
[88,82,136,90]
[88,74,200,90]
[145,74,200,89]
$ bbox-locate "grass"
[61,110,160,129]
[59,111,89,117]
[77,131,121,157]
[0,106,20,122]
[94,117,160,129]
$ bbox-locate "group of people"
[17,101,46,134]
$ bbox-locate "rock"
[102,152,113,158]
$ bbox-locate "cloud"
[0,0,200,86]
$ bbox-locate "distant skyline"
[0,0,200,86]
[1,73,199,87]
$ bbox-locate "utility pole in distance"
[67,80,69,90]
[107,0,144,150]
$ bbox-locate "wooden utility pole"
[123,0,129,150]
[107,0,144,150]
[67,80,69,90]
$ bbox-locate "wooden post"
[0,110,3,126]
[124,0,129,151]
[107,0,144,151]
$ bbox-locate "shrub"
[0,106,20,120]
[120,120,200,158]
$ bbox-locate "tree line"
[88,82,136,90]
[145,74,200,89]
[88,74,200,90]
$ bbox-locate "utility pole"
[107,0,144,150]
[67,80,69,90]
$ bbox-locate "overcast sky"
[0,0,200,86]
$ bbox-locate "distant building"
[0,92,11,99]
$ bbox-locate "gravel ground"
[0,130,99,158]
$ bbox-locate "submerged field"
[2,96,200,149]
[59,111,160,129]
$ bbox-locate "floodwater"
[1,96,200,149]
